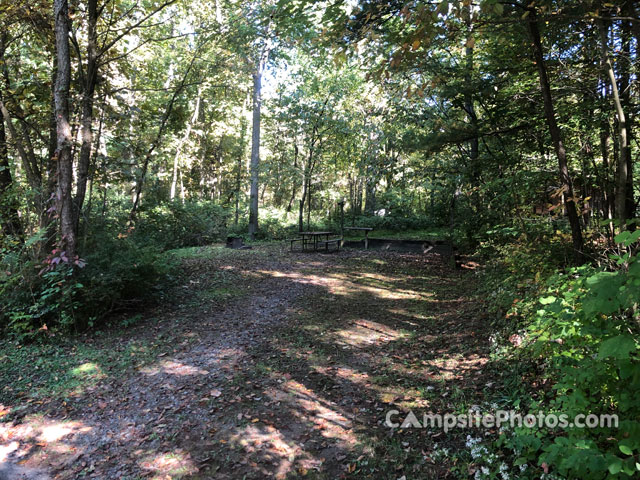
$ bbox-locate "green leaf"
[608,457,623,474]
[598,335,637,359]
[615,231,630,244]
[619,443,633,455]
[539,295,556,305]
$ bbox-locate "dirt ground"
[0,245,493,479]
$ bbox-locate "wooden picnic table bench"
[344,226,374,249]
[317,238,341,252]
[290,231,341,252]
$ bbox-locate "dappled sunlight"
[313,364,371,388]
[333,319,406,348]
[71,362,103,378]
[282,380,358,446]
[141,360,209,376]
[322,271,432,301]
[0,415,91,471]
[255,266,437,307]
[267,379,358,448]
[39,423,82,443]
[0,246,489,478]
[228,423,323,478]
[140,450,198,479]
[0,441,19,463]
[0,415,91,445]
[430,352,488,380]
[255,269,328,288]
[386,307,430,324]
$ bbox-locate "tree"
[527,8,584,263]
[598,13,632,228]
[248,6,276,240]
[53,0,77,260]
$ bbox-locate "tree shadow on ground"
[0,246,510,479]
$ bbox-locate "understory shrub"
[478,227,640,479]
[0,200,230,338]
[135,200,230,249]
[347,212,436,232]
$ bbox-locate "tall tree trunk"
[364,135,377,215]
[0,92,22,238]
[306,178,311,230]
[44,62,59,251]
[74,0,99,231]
[620,7,635,221]
[299,177,307,232]
[0,34,42,195]
[248,67,263,240]
[597,76,615,240]
[287,143,299,212]
[364,176,376,214]
[464,5,480,211]
[54,0,77,260]
[0,102,41,192]
[356,178,363,216]
[247,24,273,240]
[528,12,584,263]
[83,99,105,233]
[235,92,249,225]
[598,17,632,228]
[0,38,22,238]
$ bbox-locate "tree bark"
[620,7,635,222]
[0,101,41,192]
[464,5,480,210]
[598,17,631,228]
[235,91,249,225]
[0,89,22,238]
[286,143,299,212]
[54,0,77,259]
[299,179,307,232]
[44,62,59,251]
[306,177,311,230]
[248,67,263,240]
[74,0,99,232]
[528,12,584,263]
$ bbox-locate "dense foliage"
[1,0,640,477]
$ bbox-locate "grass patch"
[0,333,176,406]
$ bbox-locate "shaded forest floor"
[1,245,497,479]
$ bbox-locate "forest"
[0,0,639,479]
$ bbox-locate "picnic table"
[344,226,374,249]
[290,231,341,252]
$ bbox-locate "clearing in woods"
[0,245,495,479]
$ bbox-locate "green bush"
[479,228,640,479]
[0,233,168,338]
[476,221,569,324]
[0,200,231,338]
[135,200,230,249]
[0,237,84,339]
[347,213,436,231]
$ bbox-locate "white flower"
[499,462,510,480]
